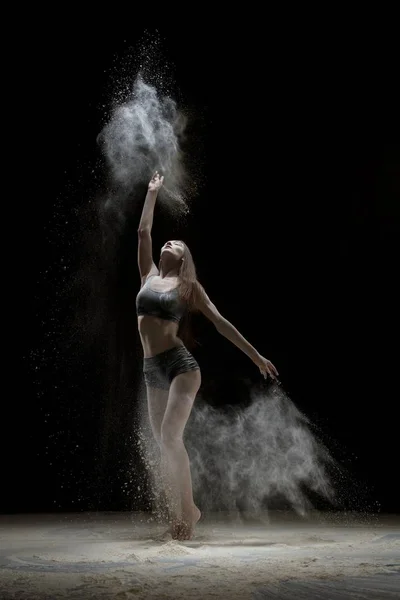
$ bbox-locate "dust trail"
[136,383,336,519]
[187,386,335,516]
[33,38,204,512]
[64,50,200,507]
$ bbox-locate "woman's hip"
[143,346,200,390]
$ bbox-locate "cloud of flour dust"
[136,383,336,518]
[98,74,195,221]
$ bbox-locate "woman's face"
[160,240,185,261]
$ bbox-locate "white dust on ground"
[0,515,398,599]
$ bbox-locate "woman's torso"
[136,275,186,358]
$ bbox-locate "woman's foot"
[173,506,201,541]
[156,515,180,541]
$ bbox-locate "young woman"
[136,172,278,540]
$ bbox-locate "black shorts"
[143,346,200,390]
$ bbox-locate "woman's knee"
[160,422,184,448]
[147,387,169,435]
[160,402,194,447]
[152,430,162,447]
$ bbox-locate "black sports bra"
[136,275,186,323]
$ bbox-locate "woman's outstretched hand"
[148,171,164,192]
[255,355,279,380]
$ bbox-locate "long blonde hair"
[159,240,203,347]
[176,241,203,309]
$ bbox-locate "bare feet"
[173,506,201,541]
[156,516,180,542]
[156,506,201,542]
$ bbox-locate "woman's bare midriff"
[138,315,183,358]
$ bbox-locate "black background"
[11,22,399,516]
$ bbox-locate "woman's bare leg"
[161,369,201,540]
[146,386,171,524]
[146,386,169,447]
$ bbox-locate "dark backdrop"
[11,24,399,515]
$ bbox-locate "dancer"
[137,172,278,540]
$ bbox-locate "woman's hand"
[148,171,164,192]
[255,354,279,380]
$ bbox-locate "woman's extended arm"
[196,287,279,379]
[137,172,163,284]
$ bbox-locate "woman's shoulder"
[140,272,159,289]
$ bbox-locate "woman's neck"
[160,267,180,279]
